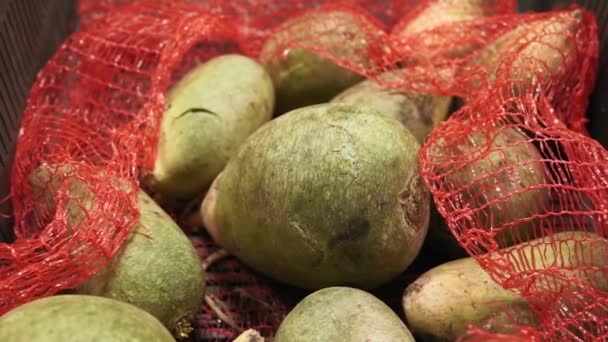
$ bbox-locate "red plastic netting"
[1,0,241,316]
[419,82,608,340]
[1,0,607,341]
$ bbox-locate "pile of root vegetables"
[1,1,607,341]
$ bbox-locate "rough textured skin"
[27,164,205,337]
[469,9,582,89]
[331,69,452,144]
[151,54,275,199]
[275,287,415,342]
[403,231,608,341]
[0,295,174,342]
[77,190,205,338]
[259,10,382,115]
[430,126,550,249]
[210,103,430,290]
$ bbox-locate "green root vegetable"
[202,103,430,290]
[77,190,205,339]
[0,295,174,342]
[429,126,550,249]
[331,69,452,144]
[468,8,582,92]
[259,9,385,115]
[275,287,416,342]
[403,231,608,341]
[149,54,275,199]
[28,164,205,339]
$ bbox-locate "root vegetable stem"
[205,294,240,331]
[202,249,230,271]
[202,249,238,330]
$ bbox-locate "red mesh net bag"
[387,4,598,133]
[2,0,422,338]
[2,0,607,341]
[388,1,605,341]
[419,83,608,338]
[1,0,291,335]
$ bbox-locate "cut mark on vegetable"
[174,107,218,121]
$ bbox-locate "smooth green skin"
[0,294,174,342]
[403,231,608,341]
[275,287,416,342]
[431,126,550,250]
[259,10,377,115]
[331,69,453,144]
[77,190,205,338]
[213,103,430,290]
[28,164,205,338]
[152,54,275,199]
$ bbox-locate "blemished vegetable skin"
[403,231,608,341]
[275,287,416,342]
[331,69,452,144]
[259,9,385,115]
[28,164,205,339]
[0,295,175,342]
[202,103,430,290]
[148,54,275,199]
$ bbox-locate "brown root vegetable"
[403,231,608,341]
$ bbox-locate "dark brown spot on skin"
[404,279,426,298]
[328,218,370,248]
